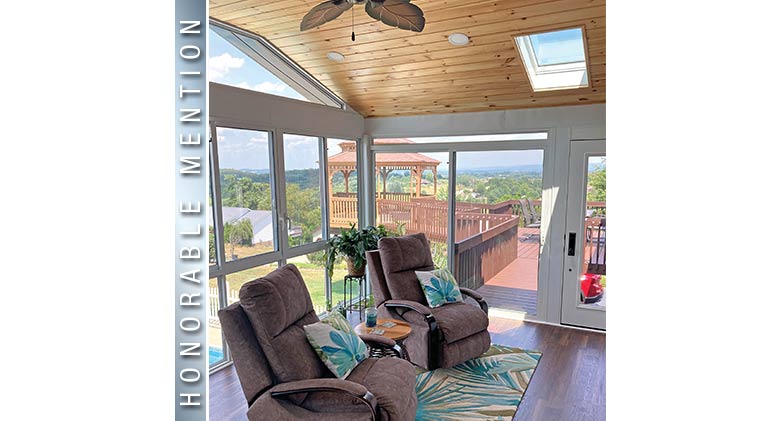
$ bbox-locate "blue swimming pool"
[209,346,224,365]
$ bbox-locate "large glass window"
[225,263,280,294]
[208,28,309,102]
[210,127,358,369]
[374,148,449,268]
[283,134,324,248]
[217,127,277,261]
[327,138,360,230]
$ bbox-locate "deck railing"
[453,215,520,290]
[329,194,604,284]
[583,216,606,275]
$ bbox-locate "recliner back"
[217,302,274,405]
[239,264,329,384]
[376,233,435,304]
[366,250,391,308]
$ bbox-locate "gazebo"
[327,138,441,199]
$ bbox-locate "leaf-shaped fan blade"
[366,0,426,32]
[301,0,353,31]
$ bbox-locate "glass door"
[454,149,545,317]
[371,134,552,320]
[561,139,606,329]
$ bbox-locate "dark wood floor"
[477,285,538,315]
[210,318,605,421]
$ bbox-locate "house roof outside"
[208,207,274,243]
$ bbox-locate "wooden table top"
[355,319,412,341]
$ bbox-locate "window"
[209,21,345,108]
[216,127,277,262]
[282,134,324,248]
[529,28,586,66]
[209,28,308,101]
[514,27,589,91]
[209,128,361,369]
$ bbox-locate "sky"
[529,28,586,66]
[208,28,307,101]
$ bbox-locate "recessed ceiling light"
[448,33,470,46]
[327,51,345,62]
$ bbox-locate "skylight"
[514,27,589,92]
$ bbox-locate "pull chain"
[351,7,355,41]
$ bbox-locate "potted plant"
[325,224,390,279]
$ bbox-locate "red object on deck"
[580,273,604,304]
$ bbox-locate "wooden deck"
[477,227,540,315]
[209,318,606,421]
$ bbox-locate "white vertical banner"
[175,1,208,419]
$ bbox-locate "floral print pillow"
[304,311,368,379]
[415,268,464,308]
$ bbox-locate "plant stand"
[343,274,366,321]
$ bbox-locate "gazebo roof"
[328,138,441,168]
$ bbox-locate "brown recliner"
[218,264,417,420]
[366,233,491,370]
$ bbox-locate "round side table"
[355,319,412,360]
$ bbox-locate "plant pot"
[346,256,366,277]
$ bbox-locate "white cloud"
[234,80,289,94]
[255,81,288,93]
[209,53,244,80]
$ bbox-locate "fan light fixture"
[301,0,426,41]
[327,51,345,62]
[448,33,470,46]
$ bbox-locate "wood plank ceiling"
[210,0,606,117]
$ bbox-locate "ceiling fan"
[301,0,426,37]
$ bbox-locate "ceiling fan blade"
[366,0,425,32]
[300,0,353,31]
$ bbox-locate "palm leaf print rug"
[415,344,542,421]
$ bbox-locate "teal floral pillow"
[416,268,464,308]
[304,311,368,379]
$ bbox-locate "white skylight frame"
[514,26,590,92]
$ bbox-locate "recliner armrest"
[459,287,489,314]
[383,299,433,316]
[359,334,403,358]
[270,379,377,420]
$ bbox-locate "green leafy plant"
[365,294,375,308]
[223,219,253,259]
[325,224,390,279]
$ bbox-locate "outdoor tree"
[224,219,253,259]
[587,163,606,202]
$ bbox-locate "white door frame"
[561,139,606,329]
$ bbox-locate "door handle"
[567,232,577,256]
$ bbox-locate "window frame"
[513,26,591,92]
[210,18,347,109]
[208,120,363,372]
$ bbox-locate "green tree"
[285,184,321,243]
[224,219,253,259]
[587,164,606,202]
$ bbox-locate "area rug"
[414,344,542,421]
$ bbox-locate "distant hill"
[221,168,320,190]
[443,164,543,175]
